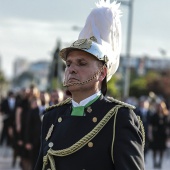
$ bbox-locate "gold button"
[48,142,53,148]
[58,117,62,123]
[87,107,92,113]
[88,142,93,148]
[92,117,97,123]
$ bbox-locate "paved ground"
[0,115,21,170]
[145,150,170,170]
[0,146,20,170]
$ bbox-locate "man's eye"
[79,62,86,66]
[66,63,70,67]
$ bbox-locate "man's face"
[64,50,101,93]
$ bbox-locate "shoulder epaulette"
[107,96,136,109]
[46,97,72,111]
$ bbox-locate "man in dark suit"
[0,91,17,146]
[135,99,152,158]
[35,1,145,169]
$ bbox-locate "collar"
[72,91,101,107]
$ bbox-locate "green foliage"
[129,76,148,97]
[51,77,63,90]
[107,75,121,98]
[129,71,160,97]
[146,71,160,82]
[0,71,7,99]
[0,71,6,83]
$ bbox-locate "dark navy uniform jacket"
[35,95,145,170]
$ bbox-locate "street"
[0,146,20,170]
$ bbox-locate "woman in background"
[149,101,169,168]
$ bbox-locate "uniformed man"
[35,0,145,169]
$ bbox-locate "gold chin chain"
[63,64,106,87]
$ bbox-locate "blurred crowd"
[0,85,69,170]
[0,86,170,170]
[125,95,170,169]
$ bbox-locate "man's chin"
[67,84,82,92]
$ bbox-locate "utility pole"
[53,39,64,89]
[0,54,1,102]
[0,54,1,72]
[118,0,134,99]
[56,39,63,86]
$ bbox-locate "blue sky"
[0,0,169,78]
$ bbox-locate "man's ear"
[99,66,107,82]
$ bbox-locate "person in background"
[15,86,40,170]
[148,101,169,169]
[135,99,152,159]
[25,96,42,170]
[0,90,18,167]
[0,91,17,147]
[49,89,64,106]
[39,91,50,117]
[35,1,145,169]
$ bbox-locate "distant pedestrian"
[49,89,64,106]
[0,91,17,146]
[25,97,42,170]
[148,101,169,169]
[136,99,152,158]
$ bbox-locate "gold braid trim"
[46,98,72,111]
[111,109,145,163]
[137,115,145,151]
[111,108,119,163]
[43,105,123,170]
[42,156,48,170]
[107,96,136,109]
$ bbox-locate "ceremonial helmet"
[59,0,122,95]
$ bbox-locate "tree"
[146,71,161,95]
[0,71,5,84]
[159,71,170,95]
[129,76,148,97]
[48,39,65,90]
[129,71,160,98]
[0,70,7,101]
[107,75,121,98]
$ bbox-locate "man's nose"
[68,64,77,74]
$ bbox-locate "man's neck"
[71,90,99,103]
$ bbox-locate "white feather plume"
[78,0,122,80]
[79,0,122,52]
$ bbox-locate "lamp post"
[118,0,134,99]
[0,54,1,102]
